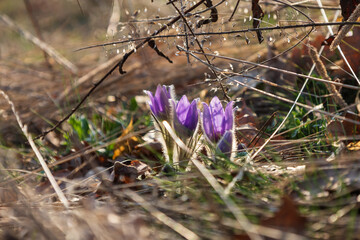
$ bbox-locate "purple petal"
[210,96,225,136]
[156,85,171,115]
[224,101,234,131]
[216,131,233,157]
[145,91,159,116]
[202,103,215,142]
[162,85,172,99]
[176,95,190,125]
[184,99,198,131]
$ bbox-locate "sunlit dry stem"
[162,121,262,240]
[330,3,360,51]
[0,90,69,209]
[308,46,348,109]
[123,189,200,240]
[181,48,360,91]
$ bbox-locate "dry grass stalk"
[162,121,263,240]
[123,190,200,240]
[330,4,360,51]
[308,46,348,109]
[0,14,78,75]
[0,89,69,208]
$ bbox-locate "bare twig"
[169,1,230,101]
[0,14,78,75]
[35,0,206,140]
[75,21,360,52]
[57,53,124,101]
[107,0,121,37]
[228,0,240,22]
[196,0,218,28]
[182,49,360,90]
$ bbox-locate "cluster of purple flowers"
[145,85,236,164]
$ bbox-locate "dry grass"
[1,0,360,239]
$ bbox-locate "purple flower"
[174,95,199,138]
[216,131,233,158]
[202,96,234,143]
[145,85,173,121]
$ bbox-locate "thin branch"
[228,0,240,22]
[169,1,230,101]
[181,49,360,90]
[75,21,360,52]
[240,0,315,75]
[35,0,207,140]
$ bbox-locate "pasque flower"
[202,96,234,142]
[174,95,199,138]
[145,85,173,121]
[145,85,175,163]
[202,96,235,158]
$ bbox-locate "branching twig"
[181,49,360,90]
[196,0,218,28]
[228,0,240,22]
[148,39,173,63]
[75,21,360,52]
[35,0,207,140]
[170,1,230,101]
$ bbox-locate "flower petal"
[155,85,172,118]
[145,90,159,116]
[216,131,233,157]
[184,99,198,131]
[176,95,190,125]
[202,102,215,142]
[224,101,234,131]
[162,85,172,99]
[210,96,225,136]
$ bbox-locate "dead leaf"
[235,196,307,239]
[113,118,140,160]
[196,0,218,28]
[252,0,264,43]
[111,160,151,184]
[261,195,307,235]
[326,111,360,141]
[340,0,360,22]
[235,100,258,127]
[347,141,360,150]
[321,35,336,46]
